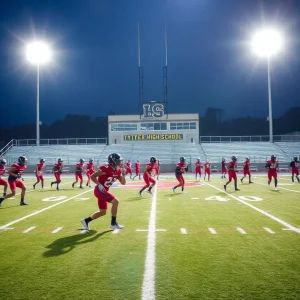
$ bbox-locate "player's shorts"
[205,168,211,175]
[0,178,8,186]
[135,169,140,175]
[36,172,44,181]
[143,173,156,186]
[126,169,132,175]
[8,179,25,190]
[176,175,185,184]
[228,171,237,181]
[195,167,201,175]
[54,172,61,181]
[243,169,250,176]
[268,170,277,180]
[75,173,83,181]
[87,170,94,178]
[222,167,227,174]
[292,167,299,175]
[94,187,115,210]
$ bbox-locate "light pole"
[26,41,51,146]
[251,28,282,143]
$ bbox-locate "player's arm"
[118,173,126,185]
[145,165,152,176]
[265,162,270,169]
[35,165,39,174]
[8,167,20,178]
[91,170,106,185]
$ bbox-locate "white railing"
[13,138,107,146]
[0,140,14,157]
[200,135,300,143]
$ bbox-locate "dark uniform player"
[224,156,239,191]
[51,158,64,190]
[240,157,253,184]
[290,157,299,183]
[33,158,46,189]
[0,156,28,206]
[139,157,157,196]
[265,155,279,190]
[0,159,8,197]
[86,159,95,187]
[72,159,85,188]
[81,153,126,230]
[173,157,188,193]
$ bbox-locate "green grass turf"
[0,175,299,299]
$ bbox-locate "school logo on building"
[142,103,164,118]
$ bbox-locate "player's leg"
[241,171,245,183]
[273,173,278,189]
[0,179,8,197]
[207,170,211,181]
[267,171,272,185]
[173,176,182,192]
[224,173,232,191]
[17,180,27,205]
[0,181,16,205]
[139,174,150,195]
[72,174,78,188]
[40,175,44,189]
[33,174,40,189]
[147,177,156,194]
[79,174,83,188]
[233,173,239,191]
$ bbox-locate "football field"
[0,174,299,300]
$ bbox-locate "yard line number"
[205,196,262,202]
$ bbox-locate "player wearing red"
[172,157,188,193]
[204,160,211,181]
[72,159,85,188]
[139,157,157,196]
[81,153,126,230]
[0,159,8,197]
[132,159,141,180]
[86,159,95,187]
[240,157,253,184]
[125,160,132,179]
[0,156,28,206]
[224,156,239,191]
[265,155,279,190]
[290,156,299,183]
[221,157,227,178]
[195,158,202,180]
[51,158,64,190]
[33,158,45,189]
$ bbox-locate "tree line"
[0,107,299,147]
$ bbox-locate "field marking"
[0,189,92,230]
[263,227,275,234]
[23,226,36,233]
[51,227,63,233]
[204,182,300,234]
[180,228,187,234]
[141,184,157,300]
[191,197,199,200]
[237,227,247,234]
[208,227,217,234]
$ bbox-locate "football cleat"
[172,187,176,193]
[110,223,124,230]
[81,219,90,231]
[147,190,153,195]
[223,185,227,191]
[20,202,28,206]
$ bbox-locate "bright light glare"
[26,41,52,65]
[251,29,282,57]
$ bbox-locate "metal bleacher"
[275,142,300,159]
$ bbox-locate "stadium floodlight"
[251,28,283,143]
[26,41,52,146]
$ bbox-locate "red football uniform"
[195,160,202,175]
[266,160,278,180]
[143,162,157,185]
[53,163,64,181]
[243,161,250,176]
[0,164,7,188]
[227,160,237,181]
[290,161,299,176]
[204,161,211,175]
[86,162,95,175]
[36,163,45,181]
[175,161,187,184]
[221,160,227,174]
[8,163,27,190]
[94,164,122,210]
[125,161,132,175]
[135,162,141,176]
[75,163,85,181]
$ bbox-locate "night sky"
[0,0,300,127]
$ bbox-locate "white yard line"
[236,227,247,234]
[208,227,217,234]
[263,227,275,234]
[23,226,36,233]
[180,228,187,234]
[141,184,158,300]
[204,182,300,234]
[52,227,63,233]
[0,189,92,230]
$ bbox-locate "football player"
[125,160,132,179]
[0,156,28,206]
[195,158,202,181]
[51,158,64,190]
[81,153,126,230]
[240,157,253,184]
[265,155,279,190]
[224,156,239,191]
[132,159,141,180]
[0,159,8,197]
[172,157,188,193]
[72,159,85,188]
[290,156,299,183]
[204,159,211,181]
[33,158,46,189]
[86,159,95,187]
[139,157,157,196]
[221,157,227,179]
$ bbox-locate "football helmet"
[0,158,6,165]
[58,158,63,163]
[180,157,186,163]
[294,156,298,162]
[150,157,157,163]
[79,158,85,164]
[271,155,276,162]
[40,158,45,163]
[232,156,237,161]
[89,158,94,163]
[197,157,200,160]
[108,153,123,167]
[18,156,27,166]
[245,157,250,161]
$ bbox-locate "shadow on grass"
[127,196,144,201]
[43,229,112,258]
[164,193,182,197]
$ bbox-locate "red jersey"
[195,160,201,169]
[175,162,187,176]
[227,161,237,172]
[144,162,156,176]
[221,161,226,168]
[36,163,45,172]
[0,165,6,176]
[98,164,122,191]
[8,163,27,181]
[135,162,141,170]
[266,160,278,170]
[75,163,85,173]
[243,161,250,170]
[204,162,211,169]
[86,163,94,172]
[53,163,64,172]
[126,162,132,169]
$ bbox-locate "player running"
[81,153,126,230]
[132,159,141,180]
[265,155,279,190]
[125,160,132,179]
[204,160,211,181]
[33,158,46,189]
[0,159,8,197]
[72,159,85,189]
[240,157,253,184]
[139,157,157,196]
[86,159,95,187]
[224,156,239,191]
[195,158,202,181]
[290,156,299,183]
[51,158,64,190]
[172,157,188,193]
